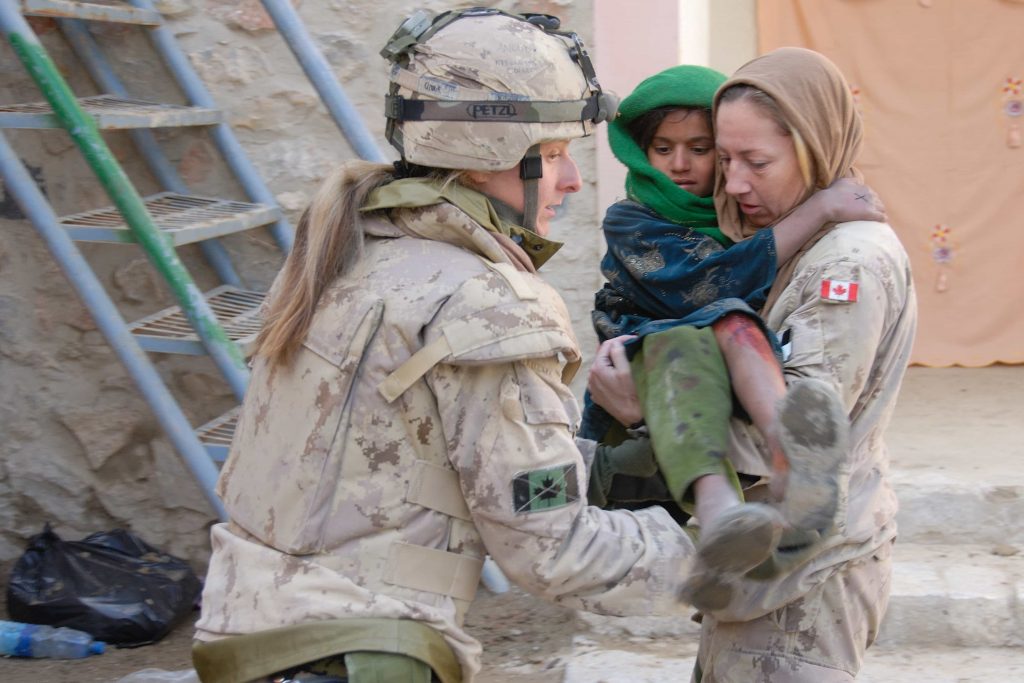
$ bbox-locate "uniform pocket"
[218,294,384,554]
[513,358,580,430]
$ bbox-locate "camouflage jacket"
[716,220,917,622]
[195,181,697,681]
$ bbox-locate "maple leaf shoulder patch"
[819,263,862,304]
[820,278,858,302]
[512,463,579,514]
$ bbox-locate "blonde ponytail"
[255,161,393,366]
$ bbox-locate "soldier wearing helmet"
[191,9,700,683]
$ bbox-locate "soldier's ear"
[463,169,493,187]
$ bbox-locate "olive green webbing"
[343,651,434,682]
[192,618,461,683]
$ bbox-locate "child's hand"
[588,336,643,427]
[816,178,887,224]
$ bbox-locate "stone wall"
[0,0,603,568]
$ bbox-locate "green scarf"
[609,64,731,246]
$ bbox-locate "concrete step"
[885,365,1024,547]
[879,543,1024,648]
[890,469,1024,546]
[859,645,1024,682]
[561,643,1024,682]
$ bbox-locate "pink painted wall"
[593,0,681,217]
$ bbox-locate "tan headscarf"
[713,47,863,313]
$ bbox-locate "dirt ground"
[1,365,1018,682]
[0,567,573,683]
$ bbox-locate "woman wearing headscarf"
[690,47,918,682]
[583,65,886,607]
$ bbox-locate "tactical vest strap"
[406,461,472,521]
[378,259,575,403]
[383,542,483,602]
[378,335,452,403]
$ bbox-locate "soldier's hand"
[588,336,642,427]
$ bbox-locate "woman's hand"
[814,177,887,224]
[588,335,643,427]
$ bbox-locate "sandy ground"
[0,364,1019,682]
[0,567,575,683]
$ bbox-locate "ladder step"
[128,285,265,355]
[59,192,280,245]
[21,0,162,26]
[0,94,222,129]
[196,406,240,463]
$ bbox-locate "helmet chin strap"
[520,144,543,233]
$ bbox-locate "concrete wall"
[0,0,601,568]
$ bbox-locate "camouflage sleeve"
[428,355,697,617]
[780,257,895,410]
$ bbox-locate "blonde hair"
[790,127,813,189]
[256,162,467,367]
[255,161,389,366]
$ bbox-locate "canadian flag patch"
[821,279,858,302]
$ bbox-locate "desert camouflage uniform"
[694,220,918,682]
[195,180,698,682]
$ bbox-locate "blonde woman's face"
[715,99,806,228]
[469,140,581,237]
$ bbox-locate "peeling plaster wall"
[0,0,602,568]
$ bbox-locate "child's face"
[646,110,716,197]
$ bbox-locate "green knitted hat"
[609,65,728,235]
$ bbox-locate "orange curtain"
[757,0,1024,366]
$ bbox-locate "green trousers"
[630,325,741,512]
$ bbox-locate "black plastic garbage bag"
[6,524,202,646]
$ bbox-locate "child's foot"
[773,378,851,531]
[678,502,784,611]
[678,570,734,612]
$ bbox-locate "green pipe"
[3,18,249,399]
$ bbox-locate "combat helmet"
[381,7,616,232]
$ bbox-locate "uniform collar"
[361,177,563,270]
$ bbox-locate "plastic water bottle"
[0,620,105,659]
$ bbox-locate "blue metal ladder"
[0,0,383,517]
